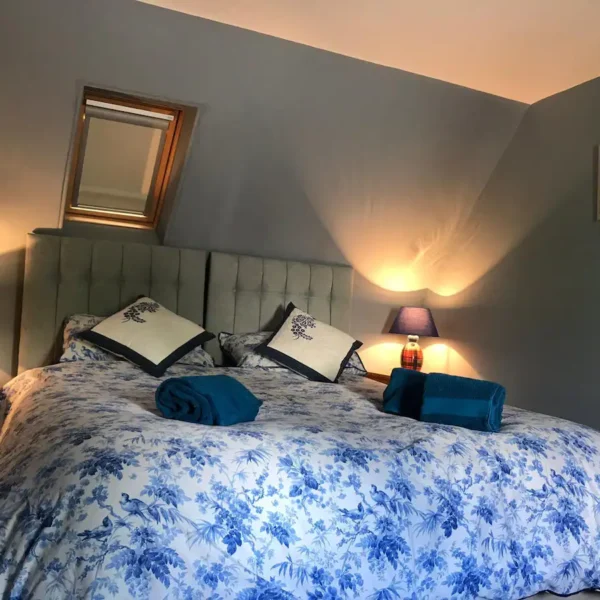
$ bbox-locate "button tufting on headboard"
[18,236,354,372]
[205,251,353,365]
[18,234,208,373]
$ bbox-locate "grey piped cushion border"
[18,234,208,373]
[205,252,354,365]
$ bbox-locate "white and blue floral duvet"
[0,362,599,600]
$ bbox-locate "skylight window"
[64,88,189,229]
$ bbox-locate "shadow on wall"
[430,81,600,298]
[165,103,350,265]
[422,77,600,430]
[0,248,26,383]
[215,145,348,264]
[427,183,599,423]
[36,223,160,244]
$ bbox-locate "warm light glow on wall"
[302,181,485,295]
[300,150,562,299]
[370,266,421,292]
[431,285,460,298]
[359,340,481,379]
[423,342,450,373]
[359,342,402,375]
[423,343,481,378]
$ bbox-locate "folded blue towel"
[156,375,262,426]
[383,368,427,420]
[421,373,505,432]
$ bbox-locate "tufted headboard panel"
[18,234,208,373]
[205,252,354,364]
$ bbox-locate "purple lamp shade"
[389,307,439,337]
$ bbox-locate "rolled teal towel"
[156,375,262,426]
[421,373,505,432]
[383,368,427,420]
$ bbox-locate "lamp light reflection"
[359,342,480,379]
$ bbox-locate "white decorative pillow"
[255,303,362,383]
[80,297,215,376]
[219,331,367,377]
[60,314,118,363]
[60,313,215,369]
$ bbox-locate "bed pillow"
[60,313,215,369]
[255,303,362,383]
[344,351,368,377]
[178,346,215,368]
[80,297,215,377]
[219,331,367,377]
[218,332,284,369]
[60,314,118,363]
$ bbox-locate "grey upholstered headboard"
[18,234,208,373]
[18,235,354,372]
[205,252,354,364]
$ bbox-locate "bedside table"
[366,372,391,385]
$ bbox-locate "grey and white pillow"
[179,346,216,369]
[218,332,284,369]
[80,297,215,376]
[255,303,362,383]
[343,351,368,378]
[219,331,366,377]
[60,314,117,363]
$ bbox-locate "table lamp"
[389,307,439,371]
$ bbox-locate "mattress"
[0,361,599,599]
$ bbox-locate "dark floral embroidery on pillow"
[291,313,316,341]
[122,301,160,324]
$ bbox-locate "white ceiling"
[138,0,600,104]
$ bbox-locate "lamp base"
[401,335,423,371]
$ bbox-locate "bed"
[0,234,599,599]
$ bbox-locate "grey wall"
[35,223,160,245]
[0,0,524,382]
[428,76,600,427]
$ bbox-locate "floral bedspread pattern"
[0,362,599,599]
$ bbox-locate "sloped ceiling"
[138,0,600,104]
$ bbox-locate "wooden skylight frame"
[64,87,186,230]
